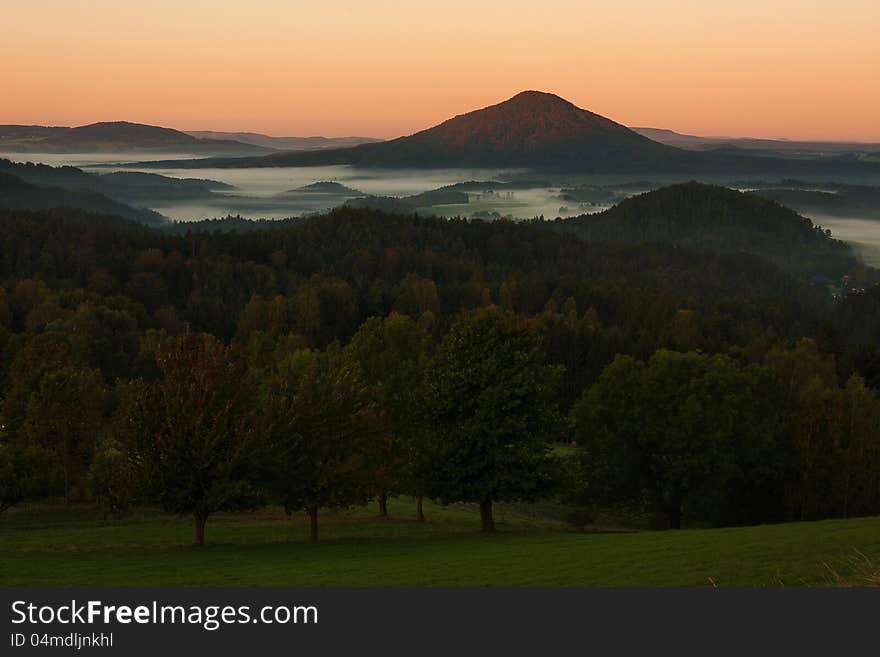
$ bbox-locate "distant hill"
[556,181,858,279]
[0,171,165,225]
[634,127,880,156]
[287,181,364,195]
[0,125,67,141]
[735,180,880,220]
[0,159,229,204]
[185,131,382,151]
[127,92,690,171]
[127,92,880,176]
[95,171,233,201]
[219,91,685,171]
[346,187,470,214]
[0,121,271,155]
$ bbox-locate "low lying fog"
[813,215,880,266]
[4,151,880,265]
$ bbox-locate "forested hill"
[0,159,229,205]
[555,182,860,280]
[0,204,824,352]
[0,172,166,226]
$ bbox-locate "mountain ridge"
[0,121,271,155]
[82,92,880,175]
[249,90,683,170]
[633,127,880,154]
[184,131,382,151]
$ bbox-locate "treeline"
[574,342,880,527]
[3,311,879,543]
[2,203,880,541]
[1,311,560,542]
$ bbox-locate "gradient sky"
[2,0,878,141]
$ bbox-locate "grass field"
[1,498,879,587]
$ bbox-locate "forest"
[2,187,880,544]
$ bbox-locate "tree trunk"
[62,437,71,506]
[668,506,682,530]
[194,513,207,546]
[416,495,425,522]
[63,460,70,506]
[479,499,495,532]
[307,505,318,542]
[378,490,388,517]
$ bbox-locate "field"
[2,499,879,587]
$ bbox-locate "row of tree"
[4,307,880,543]
[1,309,563,543]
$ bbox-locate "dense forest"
[2,187,880,541]
[556,182,865,281]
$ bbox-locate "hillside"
[288,181,364,195]
[0,203,828,340]
[0,121,270,155]
[196,91,685,170]
[738,180,880,220]
[0,171,165,225]
[185,131,381,151]
[126,92,880,176]
[0,159,229,203]
[556,182,859,279]
[635,127,880,156]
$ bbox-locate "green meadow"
[2,499,878,587]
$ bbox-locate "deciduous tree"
[422,309,563,531]
[573,350,789,528]
[262,348,372,541]
[346,313,432,518]
[116,333,262,546]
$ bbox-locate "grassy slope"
[1,499,878,587]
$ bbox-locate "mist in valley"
[4,150,880,264]
[812,215,880,266]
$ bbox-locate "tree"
[116,333,262,546]
[88,439,139,517]
[765,338,837,405]
[762,346,880,521]
[19,367,107,504]
[346,313,432,519]
[262,348,372,541]
[830,375,880,518]
[573,350,789,528]
[421,309,563,531]
[0,441,48,514]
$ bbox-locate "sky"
[1,0,878,141]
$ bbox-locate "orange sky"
[2,0,878,141]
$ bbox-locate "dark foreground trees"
[346,313,433,519]
[18,367,107,505]
[116,333,263,545]
[764,339,880,519]
[422,309,564,531]
[4,202,880,539]
[573,350,790,528]
[0,441,48,514]
[261,348,372,541]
